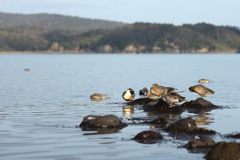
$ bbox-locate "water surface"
[0,53,240,160]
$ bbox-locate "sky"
[1,0,240,27]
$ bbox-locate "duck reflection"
[195,113,214,126]
[122,105,134,118]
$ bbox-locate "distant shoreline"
[0,51,237,54]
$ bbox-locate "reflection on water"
[82,128,123,135]
[195,114,214,126]
[0,54,240,160]
[122,105,135,118]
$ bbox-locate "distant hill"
[0,13,240,53]
[0,12,127,32]
[89,23,240,53]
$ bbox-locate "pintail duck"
[139,87,148,96]
[150,83,176,98]
[90,93,107,100]
[163,92,186,107]
[198,79,210,83]
[189,84,214,97]
[122,88,135,101]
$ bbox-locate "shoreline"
[0,51,237,54]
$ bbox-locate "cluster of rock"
[80,79,240,160]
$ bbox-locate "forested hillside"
[1,12,240,53]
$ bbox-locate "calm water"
[0,53,240,160]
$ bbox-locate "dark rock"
[205,142,240,160]
[184,137,215,149]
[180,98,220,113]
[143,99,183,113]
[166,117,198,132]
[133,131,163,144]
[79,114,128,129]
[225,133,240,139]
[181,98,219,108]
[126,98,151,105]
[150,117,168,125]
[165,117,216,134]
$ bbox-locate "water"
[0,53,240,160]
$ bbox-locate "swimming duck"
[139,87,148,96]
[24,68,30,72]
[198,79,210,83]
[150,83,176,98]
[189,84,214,97]
[122,88,135,101]
[90,93,107,100]
[163,92,186,107]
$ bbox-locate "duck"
[147,92,161,100]
[150,83,176,98]
[122,88,135,101]
[90,93,107,100]
[163,92,186,107]
[189,84,214,97]
[139,87,148,96]
[24,68,30,72]
[198,79,210,83]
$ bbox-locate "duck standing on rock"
[150,83,176,98]
[163,92,186,107]
[122,88,135,101]
[189,84,214,97]
[139,87,148,96]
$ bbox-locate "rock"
[205,142,240,160]
[126,98,151,105]
[150,117,168,125]
[165,117,216,135]
[180,98,220,113]
[166,117,198,133]
[225,133,240,138]
[133,131,163,144]
[79,114,128,129]
[181,98,217,108]
[143,98,183,113]
[184,137,215,149]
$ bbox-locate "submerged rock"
[143,98,183,113]
[165,117,216,134]
[79,114,128,129]
[225,133,240,139]
[150,117,168,125]
[133,131,163,144]
[205,142,240,160]
[184,137,215,149]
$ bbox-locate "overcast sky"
[1,0,240,27]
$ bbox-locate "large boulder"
[79,114,128,129]
[205,142,240,160]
